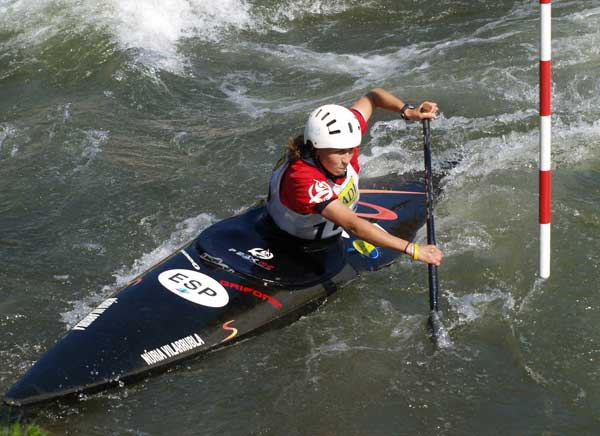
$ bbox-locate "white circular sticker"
[158,269,229,308]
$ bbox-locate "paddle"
[421,118,444,343]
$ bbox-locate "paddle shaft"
[422,119,439,312]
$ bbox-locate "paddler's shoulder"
[282,158,329,190]
[286,158,324,178]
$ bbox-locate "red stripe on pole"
[540,61,551,116]
[539,170,551,224]
[540,0,551,3]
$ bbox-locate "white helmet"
[304,104,362,149]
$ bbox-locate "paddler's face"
[316,148,354,177]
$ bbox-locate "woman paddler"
[267,88,443,266]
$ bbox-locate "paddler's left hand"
[404,101,439,121]
[415,244,443,266]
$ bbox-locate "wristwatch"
[400,103,415,120]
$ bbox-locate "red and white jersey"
[267,109,367,240]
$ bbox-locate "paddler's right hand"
[404,101,439,121]
[414,244,443,266]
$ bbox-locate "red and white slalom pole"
[539,0,551,278]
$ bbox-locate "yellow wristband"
[413,243,419,261]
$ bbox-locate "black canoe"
[4,177,426,406]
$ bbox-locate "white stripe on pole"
[540,116,551,171]
[540,223,551,279]
[540,5,552,61]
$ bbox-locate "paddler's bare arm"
[321,199,443,266]
[351,88,439,122]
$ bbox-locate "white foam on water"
[226,2,538,96]
[0,123,26,159]
[0,0,255,74]
[517,277,546,315]
[109,0,254,73]
[60,212,216,329]
[431,115,600,203]
[360,114,521,180]
[266,0,362,23]
[432,319,453,349]
[72,129,109,172]
[390,313,426,344]
[219,72,273,119]
[0,343,44,379]
[251,43,427,87]
[564,5,600,23]
[1,0,392,76]
[74,243,107,256]
[357,109,540,183]
[111,212,216,286]
[0,124,16,149]
[428,29,527,60]
[257,3,519,90]
[552,119,600,165]
[555,6,600,65]
[358,118,423,177]
[435,217,493,257]
[0,1,69,48]
[467,2,534,37]
[446,288,515,328]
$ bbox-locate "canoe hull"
[4,179,426,406]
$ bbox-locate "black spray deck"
[4,178,426,406]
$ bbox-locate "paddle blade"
[428,310,452,349]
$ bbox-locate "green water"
[1,0,599,434]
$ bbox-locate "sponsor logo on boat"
[72,298,118,331]
[199,252,235,273]
[355,201,398,220]
[140,333,205,366]
[219,279,282,309]
[248,247,273,260]
[352,239,380,259]
[228,248,275,271]
[158,269,229,307]
[221,320,238,343]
